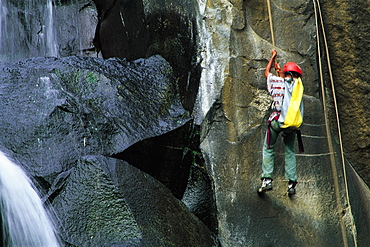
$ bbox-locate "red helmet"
[283,62,302,77]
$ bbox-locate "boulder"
[0,55,189,185]
[50,156,142,246]
[1,0,370,246]
[51,155,218,246]
[0,55,219,245]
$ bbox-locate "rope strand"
[267,0,275,47]
[314,0,357,246]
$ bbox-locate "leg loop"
[296,129,304,153]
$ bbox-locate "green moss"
[52,69,61,77]
[85,72,97,84]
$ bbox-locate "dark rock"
[51,156,142,247]
[98,155,220,247]
[93,0,147,60]
[93,0,201,113]
[113,121,200,199]
[182,163,218,234]
[320,0,370,186]
[0,55,189,187]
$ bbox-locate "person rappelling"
[257,49,304,195]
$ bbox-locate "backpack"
[278,77,304,129]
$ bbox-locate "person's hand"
[275,63,283,77]
[274,62,283,77]
[271,49,277,58]
[274,62,281,72]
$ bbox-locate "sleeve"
[266,73,274,94]
[267,73,283,96]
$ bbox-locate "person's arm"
[264,49,277,78]
[274,61,284,78]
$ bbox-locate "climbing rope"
[266,1,357,244]
[266,0,275,47]
[313,0,357,246]
[267,0,281,76]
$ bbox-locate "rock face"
[0,55,189,180]
[195,0,370,246]
[53,155,217,246]
[0,0,369,246]
[0,55,218,246]
[320,0,370,186]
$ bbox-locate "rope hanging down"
[313,0,357,246]
[266,0,275,47]
[265,1,357,244]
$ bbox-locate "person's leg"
[283,130,298,182]
[258,122,280,193]
[262,123,279,179]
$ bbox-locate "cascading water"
[0,0,7,59]
[45,0,58,57]
[0,151,61,246]
[0,0,59,63]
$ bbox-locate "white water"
[0,0,58,63]
[46,0,58,57]
[0,0,7,53]
[0,151,60,246]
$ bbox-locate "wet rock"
[113,121,198,199]
[0,55,189,186]
[51,156,143,247]
[197,0,368,246]
[93,0,201,113]
[182,163,218,234]
[53,1,99,57]
[98,155,219,246]
[0,0,98,63]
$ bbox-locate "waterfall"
[0,0,58,63]
[0,0,7,59]
[46,0,58,57]
[0,151,60,247]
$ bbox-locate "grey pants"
[262,120,298,182]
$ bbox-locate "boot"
[257,178,272,193]
[288,180,297,195]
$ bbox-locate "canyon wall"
[0,0,369,246]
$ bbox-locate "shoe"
[287,180,297,195]
[257,178,272,193]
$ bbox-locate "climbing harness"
[313,0,357,246]
[266,118,304,153]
